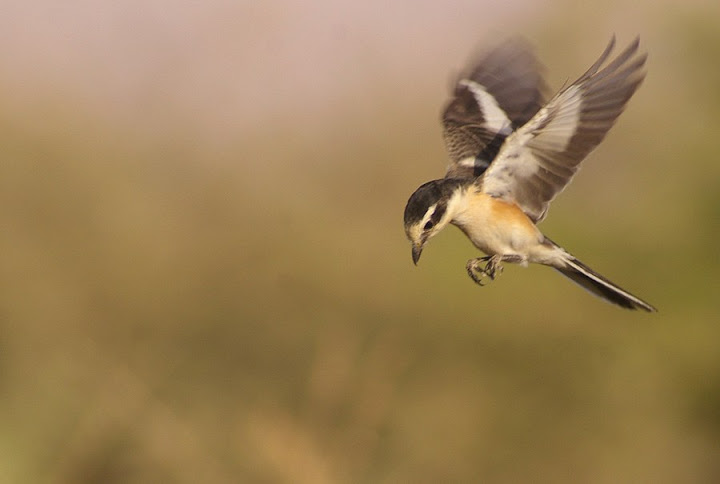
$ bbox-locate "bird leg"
[466,256,496,286]
[466,254,524,286]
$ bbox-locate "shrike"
[403,37,655,311]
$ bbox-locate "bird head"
[403,178,468,264]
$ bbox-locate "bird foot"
[466,256,503,286]
[466,254,526,286]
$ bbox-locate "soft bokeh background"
[1,0,719,482]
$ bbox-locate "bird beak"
[411,243,423,265]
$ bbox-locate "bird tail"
[543,237,656,312]
[553,254,656,312]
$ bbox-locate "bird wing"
[479,37,646,222]
[442,38,548,179]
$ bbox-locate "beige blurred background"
[1,0,719,482]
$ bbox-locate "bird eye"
[423,221,434,231]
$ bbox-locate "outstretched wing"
[480,37,646,222]
[442,38,547,179]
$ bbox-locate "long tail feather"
[555,257,656,312]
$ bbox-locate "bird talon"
[483,256,504,280]
[466,257,494,286]
[466,255,507,285]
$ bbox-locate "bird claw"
[465,254,526,286]
[466,262,488,286]
[466,256,502,286]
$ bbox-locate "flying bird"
[403,36,656,311]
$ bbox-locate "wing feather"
[480,37,646,222]
[442,38,548,178]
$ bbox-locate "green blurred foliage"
[1,2,720,483]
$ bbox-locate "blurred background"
[1,0,719,482]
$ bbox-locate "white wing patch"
[527,85,582,152]
[457,156,477,167]
[480,131,538,196]
[459,80,513,136]
[481,85,584,205]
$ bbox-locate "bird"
[402,36,656,312]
